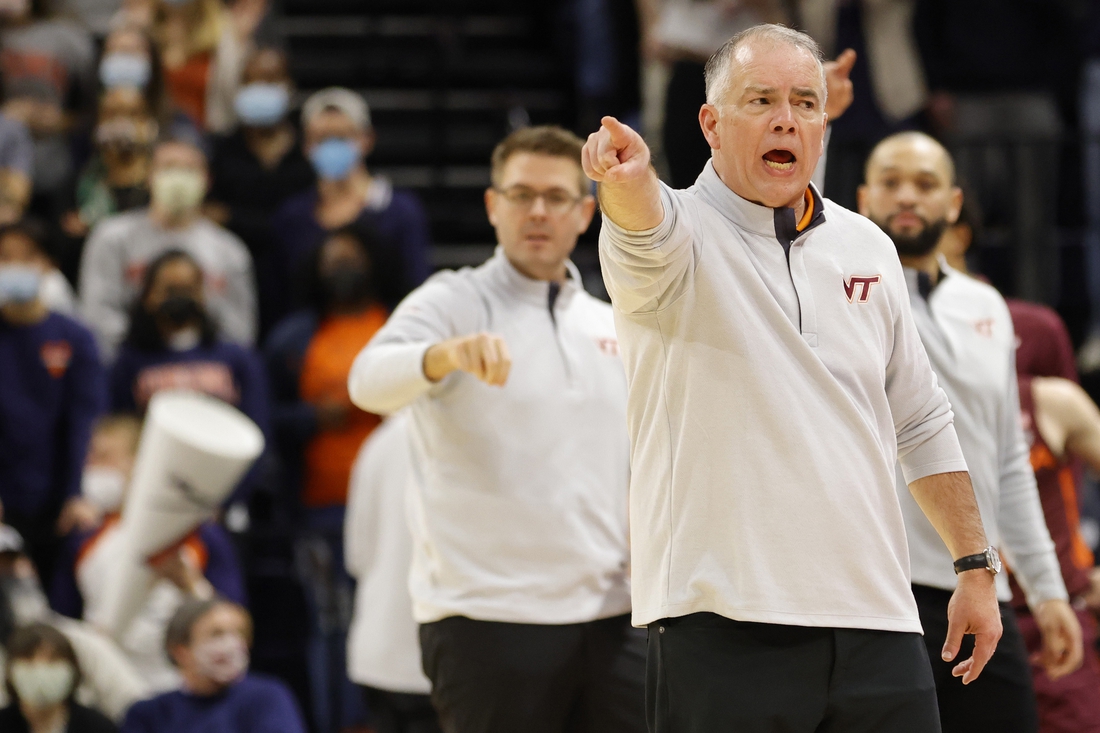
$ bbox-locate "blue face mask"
[99,53,151,90]
[0,265,41,305]
[309,138,360,181]
[234,83,290,127]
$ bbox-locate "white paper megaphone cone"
[97,390,264,638]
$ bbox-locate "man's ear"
[699,104,721,150]
[577,195,597,234]
[484,187,498,227]
[947,186,963,226]
[855,184,869,217]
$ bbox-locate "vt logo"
[844,275,881,303]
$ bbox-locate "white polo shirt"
[897,262,1066,607]
[348,250,632,625]
[600,161,968,632]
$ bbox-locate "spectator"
[121,598,307,733]
[208,47,314,337]
[345,413,440,733]
[109,250,268,429]
[0,112,33,225]
[265,226,386,732]
[57,410,245,693]
[3,217,78,318]
[78,139,257,362]
[0,220,105,583]
[62,87,156,243]
[98,25,165,113]
[0,623,117,733]
[0,526,147,723]
[272,87,430,318]
[152,0,252,134]
[0,0,97,221]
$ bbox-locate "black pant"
[647,613,941,733]
[419,614,646,733]
[361,685,442,733]
[913,584,1039,733]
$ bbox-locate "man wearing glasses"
[348,126,644,733]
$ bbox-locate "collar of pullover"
[903,255,952,303]
[487,247,582,309]
[692,160,825,245]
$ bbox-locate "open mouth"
[763,149,796,171]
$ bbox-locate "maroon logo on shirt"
[974,318,995,338]
[843,275,881,303]
[40,341,72,379]
[594,337,620,357]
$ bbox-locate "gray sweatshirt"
[348,250,632,625]
[898,262,1067,607]
[78,209,257,362]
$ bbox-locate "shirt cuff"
[898,423,969,484]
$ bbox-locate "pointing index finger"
[601,116,633,149]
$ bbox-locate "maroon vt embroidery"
[844,275,881,304]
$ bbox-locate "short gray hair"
[704,24,826,106]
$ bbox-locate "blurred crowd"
[1,1,1100,733]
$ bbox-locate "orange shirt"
[300,305,389,508]
[163,53,211,128]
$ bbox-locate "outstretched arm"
[582,116,663,231]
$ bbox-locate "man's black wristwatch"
[953,546,1002,576]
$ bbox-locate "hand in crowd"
[55,496,103,535]
[1031,598,1084,680]
[943,570,1003,684]
[582,117,651,184]
[150,544,214,598]
[423,333,511,386]
[824,48,856,122]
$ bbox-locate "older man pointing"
[583,24,1001,732]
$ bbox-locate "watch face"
[986,547,1002,575]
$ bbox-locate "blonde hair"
[155,0,224,58]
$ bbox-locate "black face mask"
[880,216,949,258]
[156,294,204,327]
[321,269,369,306]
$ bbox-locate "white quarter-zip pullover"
[897,262,1066,607]
[348,250,632,625]
[599,161,968,632]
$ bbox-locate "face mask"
[166,326,202,351]
[322,268,368,305]
[234,83,289,127]
[309,138,360,181]
[10,660,74,709]
[82,466,126,513]
[155,294,203,329]
[99,53,152,89]
[95,117,158,152]
[0,264,41,306]
[151,168,206,216]
[192,633,249,686]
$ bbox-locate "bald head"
[864,132,955,188]
[858,132,962,259]
[704,24,826,106]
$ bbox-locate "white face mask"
[9,660,74,709]
[192,633,248,686]
[151,168,206,217]
[81,466,127,513]
[167,326,202,352]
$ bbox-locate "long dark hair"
[123,249,216,352]
[296,224,381,314]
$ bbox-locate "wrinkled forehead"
[729,40,824,99]
[867,137,955,184]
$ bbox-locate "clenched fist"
[582,117,651,184]
[423,333,512,386]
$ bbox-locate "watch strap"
[953,552,990,574]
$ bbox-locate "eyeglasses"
[494,186,584,213]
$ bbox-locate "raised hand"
[582,117,651,184]
[824,48,856,122]
[424,333,512,387]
